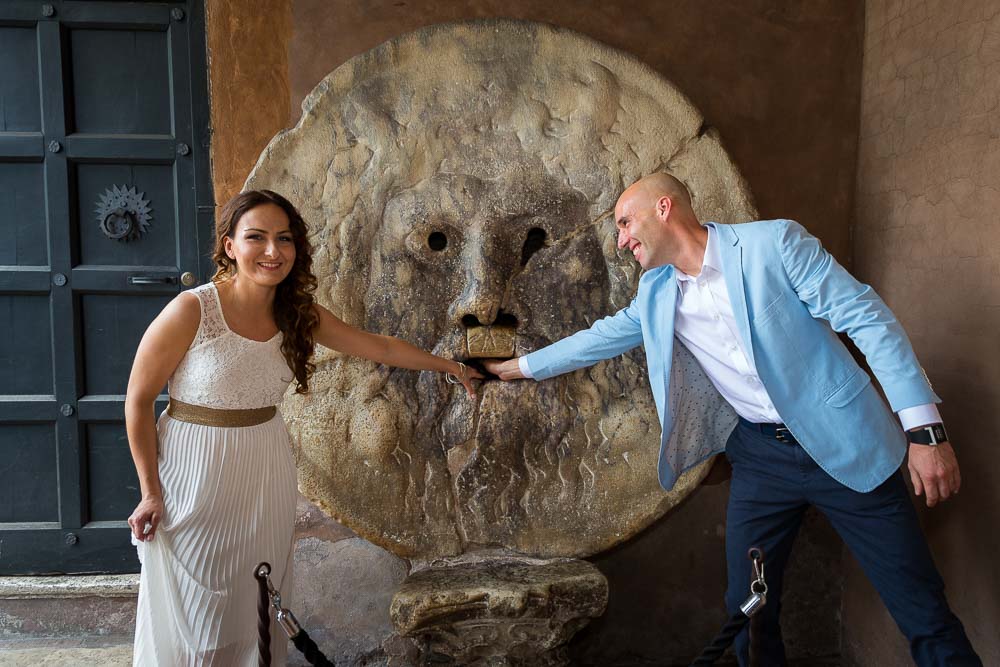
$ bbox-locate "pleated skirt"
[132,410,298,666]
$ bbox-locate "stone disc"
[247,18,753,559]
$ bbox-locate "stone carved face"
[370,166,625,549]
[371,170,596,352]
[247,20,754,558]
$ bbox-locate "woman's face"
[224,203,296,287]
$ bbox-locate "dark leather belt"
[738,417,797,443]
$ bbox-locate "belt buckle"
[774,426,790,443]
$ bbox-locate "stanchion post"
[255,562,273,667]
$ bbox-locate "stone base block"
[390,555,607,666]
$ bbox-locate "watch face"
[933,425,947,442]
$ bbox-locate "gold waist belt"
[166,398,276,427]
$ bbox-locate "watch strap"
[907,423,948,446]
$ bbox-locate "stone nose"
[449,269,506,327]
[448,227,509,326]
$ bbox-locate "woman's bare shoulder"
[148,290,202,343]
[170,289,202,321]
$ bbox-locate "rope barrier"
[290,629,335,667]
[255,561,335,666]
[690,611,751,665]
[255,563,272,667]
[689,547,767,666]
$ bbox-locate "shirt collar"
[675,224,720,283]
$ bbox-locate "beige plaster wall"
[206,1,866,663]
[847,1,1000,664]
[206,0,292,205]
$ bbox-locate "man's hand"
[907,441,961,507]
[483,358,526,381]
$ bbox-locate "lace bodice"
[168,282,294,409]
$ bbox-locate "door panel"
[0,164,48,266]
[0,0,213,574]
[76,163,178,266]
[0,424,59,523]
[0,26,42,132]
[80,293,173,395]
[85,423,141,522]
[0,295,54,394]
[70,29,173,135]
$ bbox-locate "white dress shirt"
[520,225,940,430]
[672,226,783,423]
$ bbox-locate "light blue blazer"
[523,220,939,493]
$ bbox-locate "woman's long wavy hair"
[213,190,319,393]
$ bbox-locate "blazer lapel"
[637,265,678,422]
[713,223,756,368]
[639,265,678,356]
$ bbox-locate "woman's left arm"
[312,304,481,396]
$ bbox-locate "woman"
[125,189,480,665]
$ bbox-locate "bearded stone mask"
[247,19,753,559]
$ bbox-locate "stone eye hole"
[427,231,448,251]
[520,227,547,266]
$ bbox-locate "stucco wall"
[206,0,292,205]
[847,1,1000,664]
[206,1,865,663]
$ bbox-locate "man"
[484,173,980,666]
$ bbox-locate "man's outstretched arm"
[485,299,644,381]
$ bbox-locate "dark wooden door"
[0,0,214,574]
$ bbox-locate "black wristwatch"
[907,423,948,446]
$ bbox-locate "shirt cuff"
[898,403,942,432]
[518,356,534,379]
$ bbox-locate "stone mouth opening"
[461,311,519,328]
[462,358,498,380]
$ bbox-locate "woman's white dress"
[132,282,299,666]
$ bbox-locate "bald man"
[485,174,980,666]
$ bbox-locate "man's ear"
[656,195,673,221]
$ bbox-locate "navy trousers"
[724,418,980,666]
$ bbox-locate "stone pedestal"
[390,555,608,666]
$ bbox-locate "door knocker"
[95,185,153,242]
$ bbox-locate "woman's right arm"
[124,292,200,542]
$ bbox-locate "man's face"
[615,190,666,270]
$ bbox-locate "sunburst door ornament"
[95,185,153,242]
